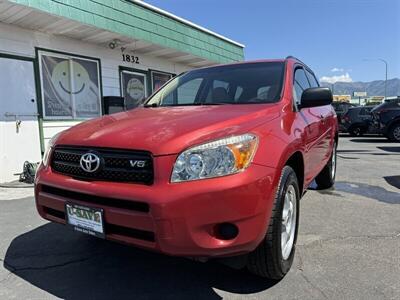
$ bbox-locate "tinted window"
[360,107,372,115]
[146,62,285,106]
[305,69,319,87]
[293,68,311,105]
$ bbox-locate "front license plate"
[65,203,105,238]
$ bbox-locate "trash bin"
[103,96,125,115]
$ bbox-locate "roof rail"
[285,56,306,65]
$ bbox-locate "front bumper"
[34,155,278,257]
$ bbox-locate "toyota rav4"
[35,57,338,279]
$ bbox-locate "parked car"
[342,106,380,136]
[371,98,400,142]
[332,101,356,131]
[34,57,338,279]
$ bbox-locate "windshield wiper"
[143,103,159,107]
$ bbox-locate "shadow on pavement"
[384,176,400,190]
[349,138,392,143]
[4,223,276,299]
[331,181,400,204]
[378,146,400,153]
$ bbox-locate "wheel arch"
[284,151,305,196]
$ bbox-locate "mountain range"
[320,78,400,97]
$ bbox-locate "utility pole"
[363,58,388,100]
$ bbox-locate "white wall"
[0,22,195,182]
[0,22,192,150]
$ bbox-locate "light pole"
[363,58,388,100]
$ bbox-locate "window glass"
[205,79,231,102]
[158,78,203,105]
[177,78,203,104]
[40,52,101,119]
[146,62,285,106]
[151,71,173,92]
[257,86,270,100]
[234,86,243,100]
[360,107,371,115]
[293,68,310,105]
[305,69,319,87]
[121,71,147,109]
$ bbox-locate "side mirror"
[300,87,333,109]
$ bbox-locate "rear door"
[0,56,41,183]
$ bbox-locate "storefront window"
[120,70,148,110]
[151,70,173,92]
[39,52,102,119]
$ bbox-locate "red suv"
[35,57,338,279]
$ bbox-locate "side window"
[360,108,371,115]
[293,68,311,105]
[305,69,319,88]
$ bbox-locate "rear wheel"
[315,142,337,189]
[388,123,400,142]
[247,166,300,279]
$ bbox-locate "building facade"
[0,0,244,183]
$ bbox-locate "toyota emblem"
[80,153,101,173]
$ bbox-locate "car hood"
[56,105,280,156]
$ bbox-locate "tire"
[348,126,364,137]
[315,142,337,189]
[247,166,300,280]
[388,123,400,142]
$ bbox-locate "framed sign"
[120,69,148,109]
[38,51,102,119]
[150,70,174,92]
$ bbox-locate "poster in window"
[151,71,172,92]
[121,71,147,109]
[40,54,101,118]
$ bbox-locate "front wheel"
[388,123,400,142]
[315,142,337,189]
[247,166,300,279]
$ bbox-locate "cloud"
[320,73,353,84]
[331,67,344,72]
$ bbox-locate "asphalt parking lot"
[0,135,399,300]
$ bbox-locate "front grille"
[41,184,150,213]
[51,146,154,185]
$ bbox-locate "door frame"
[0,52,44,154]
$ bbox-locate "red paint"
[35,58,338,257]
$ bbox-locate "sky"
[144,0,400,83]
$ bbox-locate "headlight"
[171,134,258,183]
[42,133,60,167]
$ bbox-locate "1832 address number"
[122,54,139,64]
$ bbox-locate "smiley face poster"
[40,54,101,118]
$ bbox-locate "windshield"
[145,62,285,107]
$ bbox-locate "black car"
[332,102,357,131]
[371,98,400,142]
[342,106,379,136]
